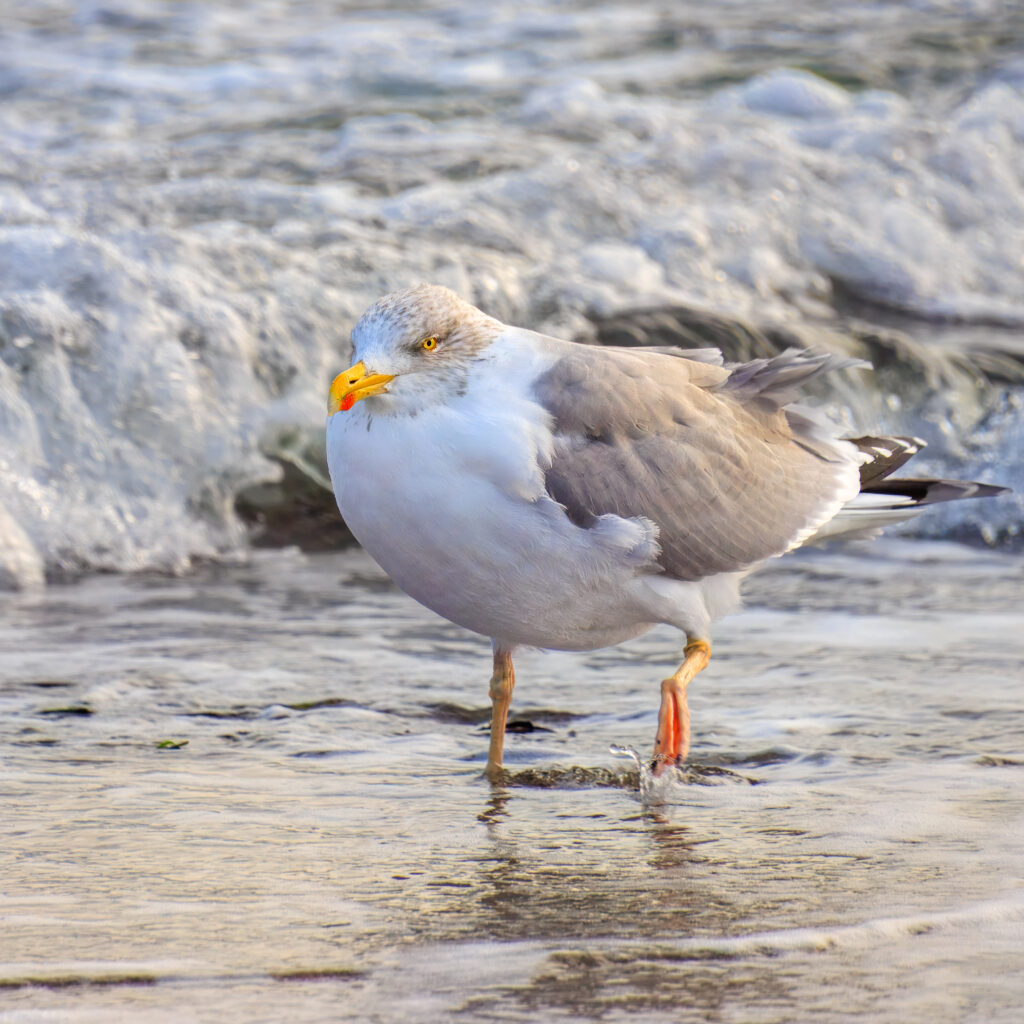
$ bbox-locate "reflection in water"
[1,544,1023,1021]
[478,788,512,827]
[643,815,704,872]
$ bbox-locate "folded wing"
[533,344,864,581]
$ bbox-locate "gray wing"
[533,343,864,581]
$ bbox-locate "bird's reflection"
[467,776,724,945]
[477,786,512,826]
[642,812,707,871]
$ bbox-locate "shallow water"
[2,541,1022,1021]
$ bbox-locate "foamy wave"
[637,894,1024,959]
[1,2,1022,585]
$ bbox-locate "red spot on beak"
[340,395,355,412]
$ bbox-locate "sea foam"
[0,2,1021,585]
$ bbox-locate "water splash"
[610,743,672,804]
[610,744,756,804]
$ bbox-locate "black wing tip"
[847,436,1012,502]
[848,434,927,487]
[862,478,1012,505]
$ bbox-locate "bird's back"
[531,339,864,581]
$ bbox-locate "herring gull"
[325,285,1006,778]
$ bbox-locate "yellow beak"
[328,361,396,414]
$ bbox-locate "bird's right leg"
[652,639,711,776]
[485,646,516,781]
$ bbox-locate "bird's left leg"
[485,646,516,781]
[652,639,711,775]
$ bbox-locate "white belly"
[326,397,665,651]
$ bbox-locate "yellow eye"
[421,336,438,351]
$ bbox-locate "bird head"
[328,284,501,416]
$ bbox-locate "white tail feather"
[805,492,923,544]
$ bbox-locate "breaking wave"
[1,1,1021,587]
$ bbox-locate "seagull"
[325,284,1006,779]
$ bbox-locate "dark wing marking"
[861,478,1009,504]
[846,435,926,487]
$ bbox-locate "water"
[1,0,1023,587]
[2,542,1023,1021]
[2,3,1023,1019]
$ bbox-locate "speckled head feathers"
[352,284,501,361]
[342,285,505,414]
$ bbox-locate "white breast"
[325,335,666,650]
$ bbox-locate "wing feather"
[533,344,862,581]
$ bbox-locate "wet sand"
[1,541,1022,1021]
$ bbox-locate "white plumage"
[326,284,1006,778]
[328,315,717,652]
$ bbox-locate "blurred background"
[3,6,1024,1019]
[0,0,1021,588]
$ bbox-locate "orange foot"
[651,640,710,776]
